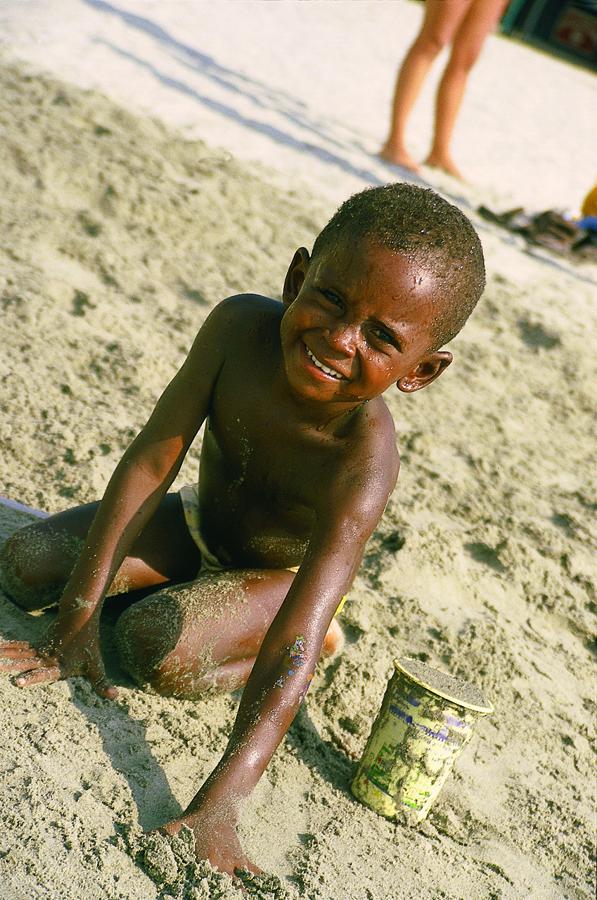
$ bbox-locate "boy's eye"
[371,325,394,345]
[320,289,343,307]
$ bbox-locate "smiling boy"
[0,183,485,877]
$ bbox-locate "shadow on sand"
[83,0,429,190]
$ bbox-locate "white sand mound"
[0,61,595,899]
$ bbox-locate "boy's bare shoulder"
[363,398,399,478]
[207,293,282,334]
[176,293,280,378]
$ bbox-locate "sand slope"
[0,0,596,214]
[0,57,595,900]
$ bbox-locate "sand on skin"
[0,7,596,899]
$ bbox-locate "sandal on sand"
[477,205,597,261]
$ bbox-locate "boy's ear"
[282,247,311,306]
[396,351,453,393]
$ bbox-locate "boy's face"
[280,239,452,409]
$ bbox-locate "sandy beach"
[0,2,595,898]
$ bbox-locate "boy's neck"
[300,399,366,433]
[273,362,370,433]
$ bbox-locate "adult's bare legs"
[380,0,471,171]
[425,0,508,177]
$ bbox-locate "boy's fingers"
[0,645,42,659]
[12,666,61,687]
[87,660,118,700]
[158,820,183,837]
[0,654,49,671]
[94,680,118,700]
[0,641,33,649]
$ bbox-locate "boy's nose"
[324,322,358,355]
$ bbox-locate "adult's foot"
[423,153,464,180]
[379,144,421,174]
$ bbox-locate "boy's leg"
[425,0,508,176]
[380,0,471,170]
[114,570,343,698]
[0,493,201,611]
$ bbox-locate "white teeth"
[305,345,343,379]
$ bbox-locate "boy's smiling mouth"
[304,343,346,380]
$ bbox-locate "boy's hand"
[158,809,262,879]
[0,618,117,699]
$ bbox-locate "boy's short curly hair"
[312,183,485,349]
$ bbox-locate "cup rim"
[393,657,494,715]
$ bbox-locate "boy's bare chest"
[207,408,333,505]
[206,365,345,510]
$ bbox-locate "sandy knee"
[0,525,82,611]
[114,591,187,691]
[0,533,42,610]
[115,591,219,698]
[115,576,258,697]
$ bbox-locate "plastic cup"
[351,656,493,825]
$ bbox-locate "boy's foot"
[322,618,345,657]
[378,144,421,174]
[423,153,464,180]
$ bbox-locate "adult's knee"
[446,42,483,74]
[414,30,450,59]
[0,525,79,611]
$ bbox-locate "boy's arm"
[163,451,398,873]
[12,300,236,695]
